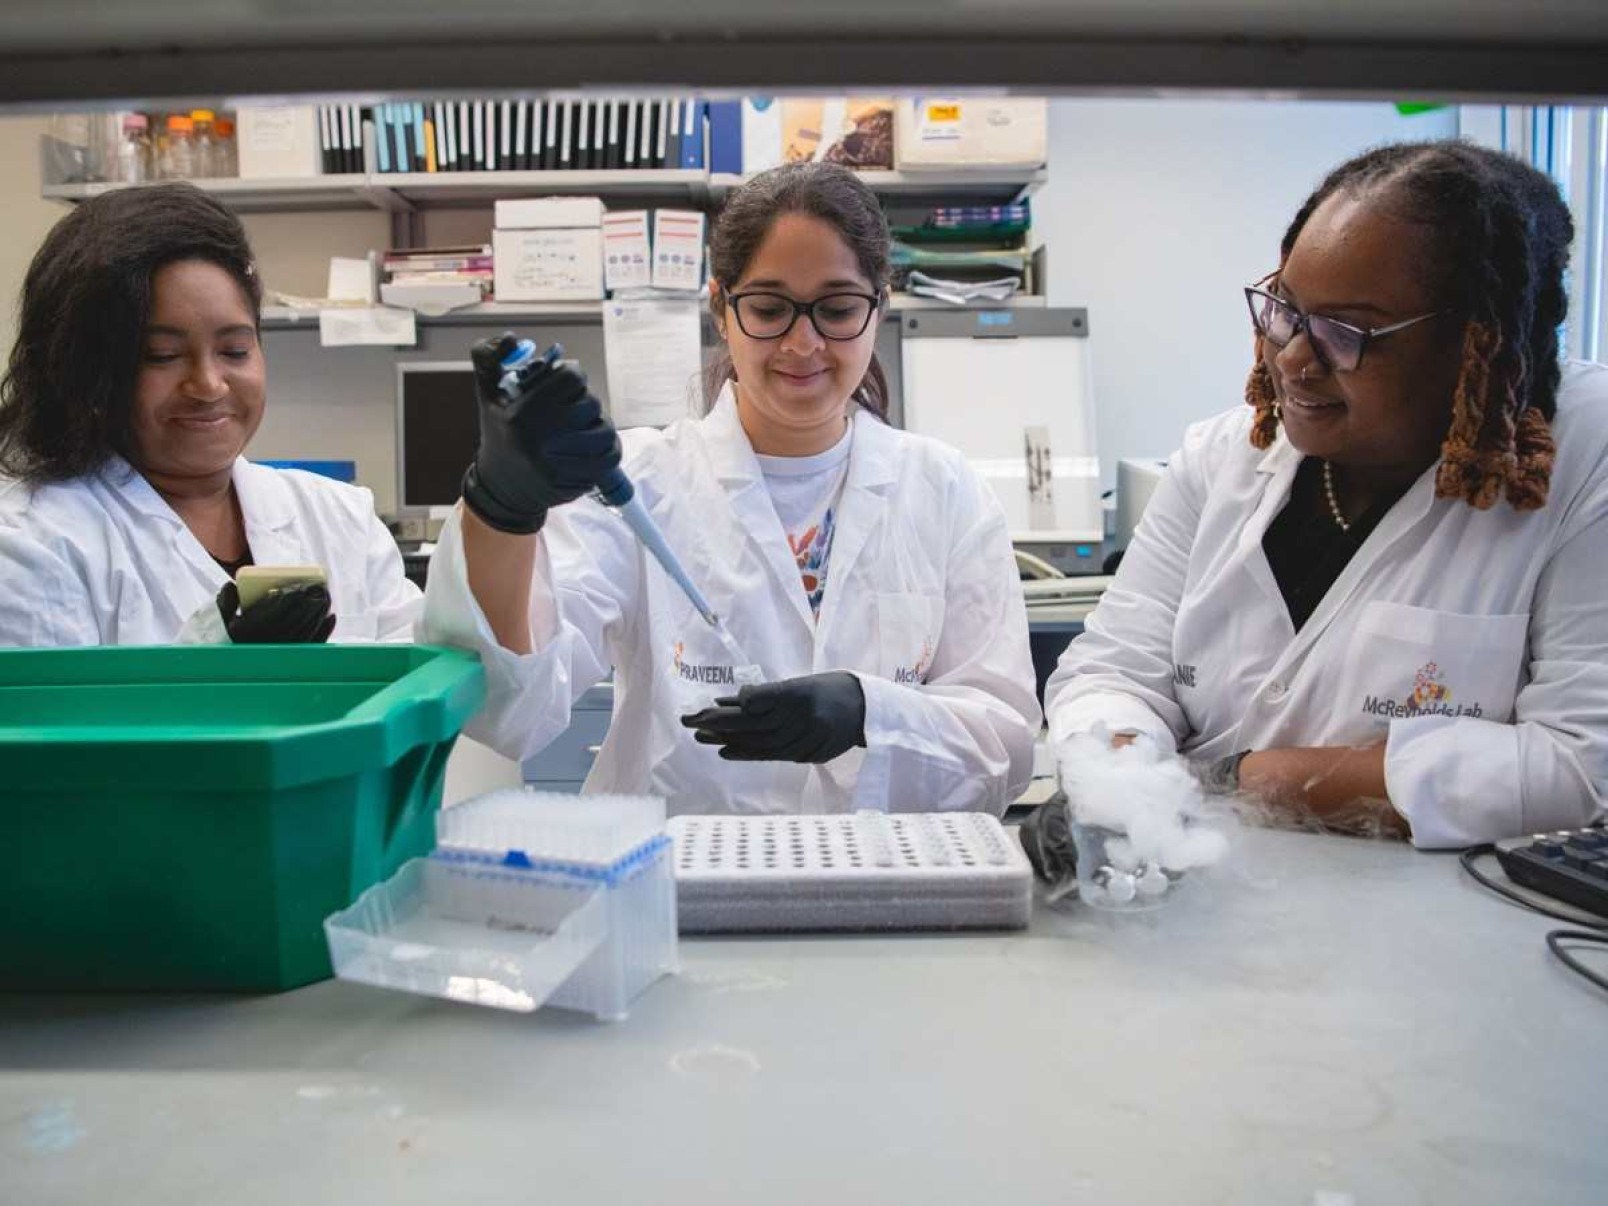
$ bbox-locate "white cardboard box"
[380,281,485,315]
[494,196,606,229]
[494,227,604,301]
[651,210,706,292]
[741,98,783,173]
[602,210,652,291]
[236,106,323,179]
[894,98,1048,170]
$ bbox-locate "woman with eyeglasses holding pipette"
[424,163,1040,816]
[1045,140,1608,848]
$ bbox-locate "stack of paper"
[906,271,1023,305]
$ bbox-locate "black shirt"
[213,549,255,578]
[1262,458,1407,632]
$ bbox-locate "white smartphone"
[234,565,328,610]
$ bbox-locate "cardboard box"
[494,196,606,229]
[236,106,322,179]
[894,98,1048,170]
[651,210,706,292]
[602,210,652,291]
[379,281,485,315]
[493,227,604,301]
[741,98,783,173]
[781,98,895,169]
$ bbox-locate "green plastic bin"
[0,644,485,992]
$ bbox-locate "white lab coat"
[1047,361,1608,848]
[0,456,421,646]
[422,384,1041,816]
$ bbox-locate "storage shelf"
[46,167,1046,214]
[259,292,1048,332]
[42,174,374,213]
[712,168,1045,206]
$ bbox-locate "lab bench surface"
[3,828,1602,1206]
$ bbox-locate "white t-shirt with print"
[754,424,853,619]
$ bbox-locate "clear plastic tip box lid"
[324,790,678,1020]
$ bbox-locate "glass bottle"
[213,116,238,176]
[159,114,196,180]
[116,113,152,183]
[190,109,218,177]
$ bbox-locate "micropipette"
[499,340,751,668]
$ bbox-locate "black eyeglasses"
[723,290,882,341]
[1244,277,1442,372]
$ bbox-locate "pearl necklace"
[1322,460,1352,534]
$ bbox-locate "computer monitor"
[1115,457,1168,549]
[395,360,479,519]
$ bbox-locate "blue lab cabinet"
[522,683,615,792]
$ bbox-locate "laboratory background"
[2,3,1607,1203]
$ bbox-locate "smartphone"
[235,565,328,610]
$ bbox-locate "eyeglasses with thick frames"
[1244,277,1442,372]
[723,289,883,341]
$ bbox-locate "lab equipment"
[395,360,481,520]
[158,113,196,179]
[115,113,152,183]
[900,309,1102,549]
[190,108,219,177]
[0,644,485,991]
[1115,457,1168,550]
[326,789,678,1019]
[498,339,745,656]
[669,812,1032,932]
[1052,731,1229,911]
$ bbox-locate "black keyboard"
[1494,825,1608,920]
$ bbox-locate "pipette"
[499,340,753,671]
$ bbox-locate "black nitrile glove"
[1018,789,1077,887]
[216,580,336,644]
[681,672,867,763]
[460,332,622,535]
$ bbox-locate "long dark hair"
[1245,140,1571,511]
[0,183,262,484]
[704,162,892,419]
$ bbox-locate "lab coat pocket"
[1342,602,1529,727]
[875,592,943,685]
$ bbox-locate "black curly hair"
[1246,140,1571,510]
[0,182,261,484]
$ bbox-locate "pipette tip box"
[326,790,678,1020]
[669,811,1033,932]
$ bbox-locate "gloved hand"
[215,580,336,644]
[460,332,622,535]
[1017,789,1077,889]
[681,671,867,763]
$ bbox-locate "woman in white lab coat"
[0,184,420,646]
[1047,141,1608,848]
[423,163,1040,815]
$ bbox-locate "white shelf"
[261,293,1048,332]
[376,169,711,208]
[42,175,374,213]
[259,300,609,330]
[46,168,1045,214]
[887,292,1045,311]
[711,168,1045,206]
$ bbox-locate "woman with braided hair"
[1046,140,1608,847]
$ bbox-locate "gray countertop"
[3,827,1603,1205]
